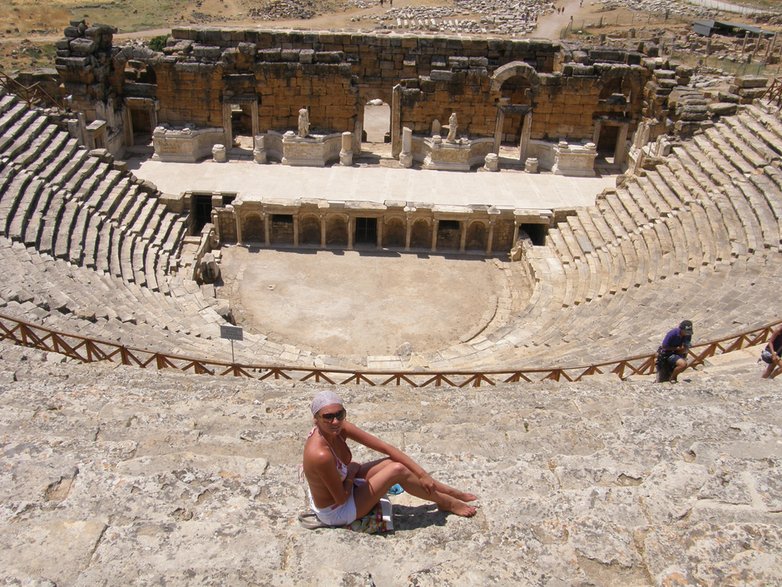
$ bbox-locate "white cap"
[310,391,344,416]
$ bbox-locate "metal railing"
[0,313,778,387]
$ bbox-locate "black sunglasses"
[320,409,346,422]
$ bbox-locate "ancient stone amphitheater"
[2,23,782,585]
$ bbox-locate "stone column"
[347,216,354,250]
[460,222,468,252]
[519,111,533,162]
[250,100,259,139]
[399,127,413,168]
[493,108,505,153]
[512,220,520,245]
[486,220,496,256]
[264,214,270,246]
[235,209,243,245]
[391,84,403,158]
[122,105,134,148]
[340,131,353,166]
[614,123,630,166]
[377,218,383,249]
[293,215,300,246]
[222,102,233,151]
[320,215,327,248]
[253,135,267,164]
[592,119,602,146]
[405,217,412,251]
[431,219,439,252]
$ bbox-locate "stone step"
[0,103,30,137]
[63,153,101,195]
[128,197,159,237]
[0,93,16,115]
[69,203,96,264]
[698,198,731,262]
[120,234,135,282]
[558,222,584,261]
[640,222,663,282]
[14,121,61,169]
[733,177,779,249]
[679,208,706,270]
[23,185,56,248]
[565,214,594,255]
[51,147,91,189]
[625,179,658,221]
[671,143,715,196]
[750,171,782,238]
[83,167,121,211]
[39,138,81,183]
[95,221,114,274]
[712,120,768,170]
[636,173,672,218]
[163,216,187,255]
[580,207,612,249]
[661,213,692,272]
[0,171,33,236]
[546,227,573,265]
[723,184,763,253]
[615,185,648,227]
[603,191,637,235]
[681,204,712,267]
[8,176,45,242]
[688,137,732,188]
[24,127,71,173]
[732,111,782,161]
[649,166,687,210]
[96,178,133,219]
[745,103,782,150]
[710,190,748,257]
[704,126,756,175]
[143,204,168,246]
[53,200,80,259]
[0,111,40,154]
[37,191,65,254]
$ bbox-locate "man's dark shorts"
[665,353,685,367]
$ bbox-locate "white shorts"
[309,480,363,526]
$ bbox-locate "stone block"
[735,75,768,89]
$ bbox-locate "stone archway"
[326,215,349,247]
[490,61,541,94]
[466,220,488,251]
[410,219,431,250]
[383,216,405,248]
[490,61,541,160]
[299,214,321,246]
[242,214,264,242]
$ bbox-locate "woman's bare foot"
[439,485,478,502]
[439,496,478,517]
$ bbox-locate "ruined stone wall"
[168,28,561,101]
[531,76,601,141]
[255,62,358,133]
[155,62,224,127]
[398,71,497,137]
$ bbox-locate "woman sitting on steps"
[302,390,478,526]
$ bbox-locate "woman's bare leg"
[358,458,477,501]
[353,461,477,519]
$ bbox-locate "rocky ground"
[1,339,781,585]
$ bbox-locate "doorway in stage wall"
[354,217,377,248]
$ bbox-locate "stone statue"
[297,107,309,138]
[447,112,457,142]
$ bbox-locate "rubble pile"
[248,0,318,20]
[354,0,554,36]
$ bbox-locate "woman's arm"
[342,422,436,493]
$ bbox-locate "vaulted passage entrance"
[354,217,377,247]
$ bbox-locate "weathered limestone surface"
[1,344,780,585]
